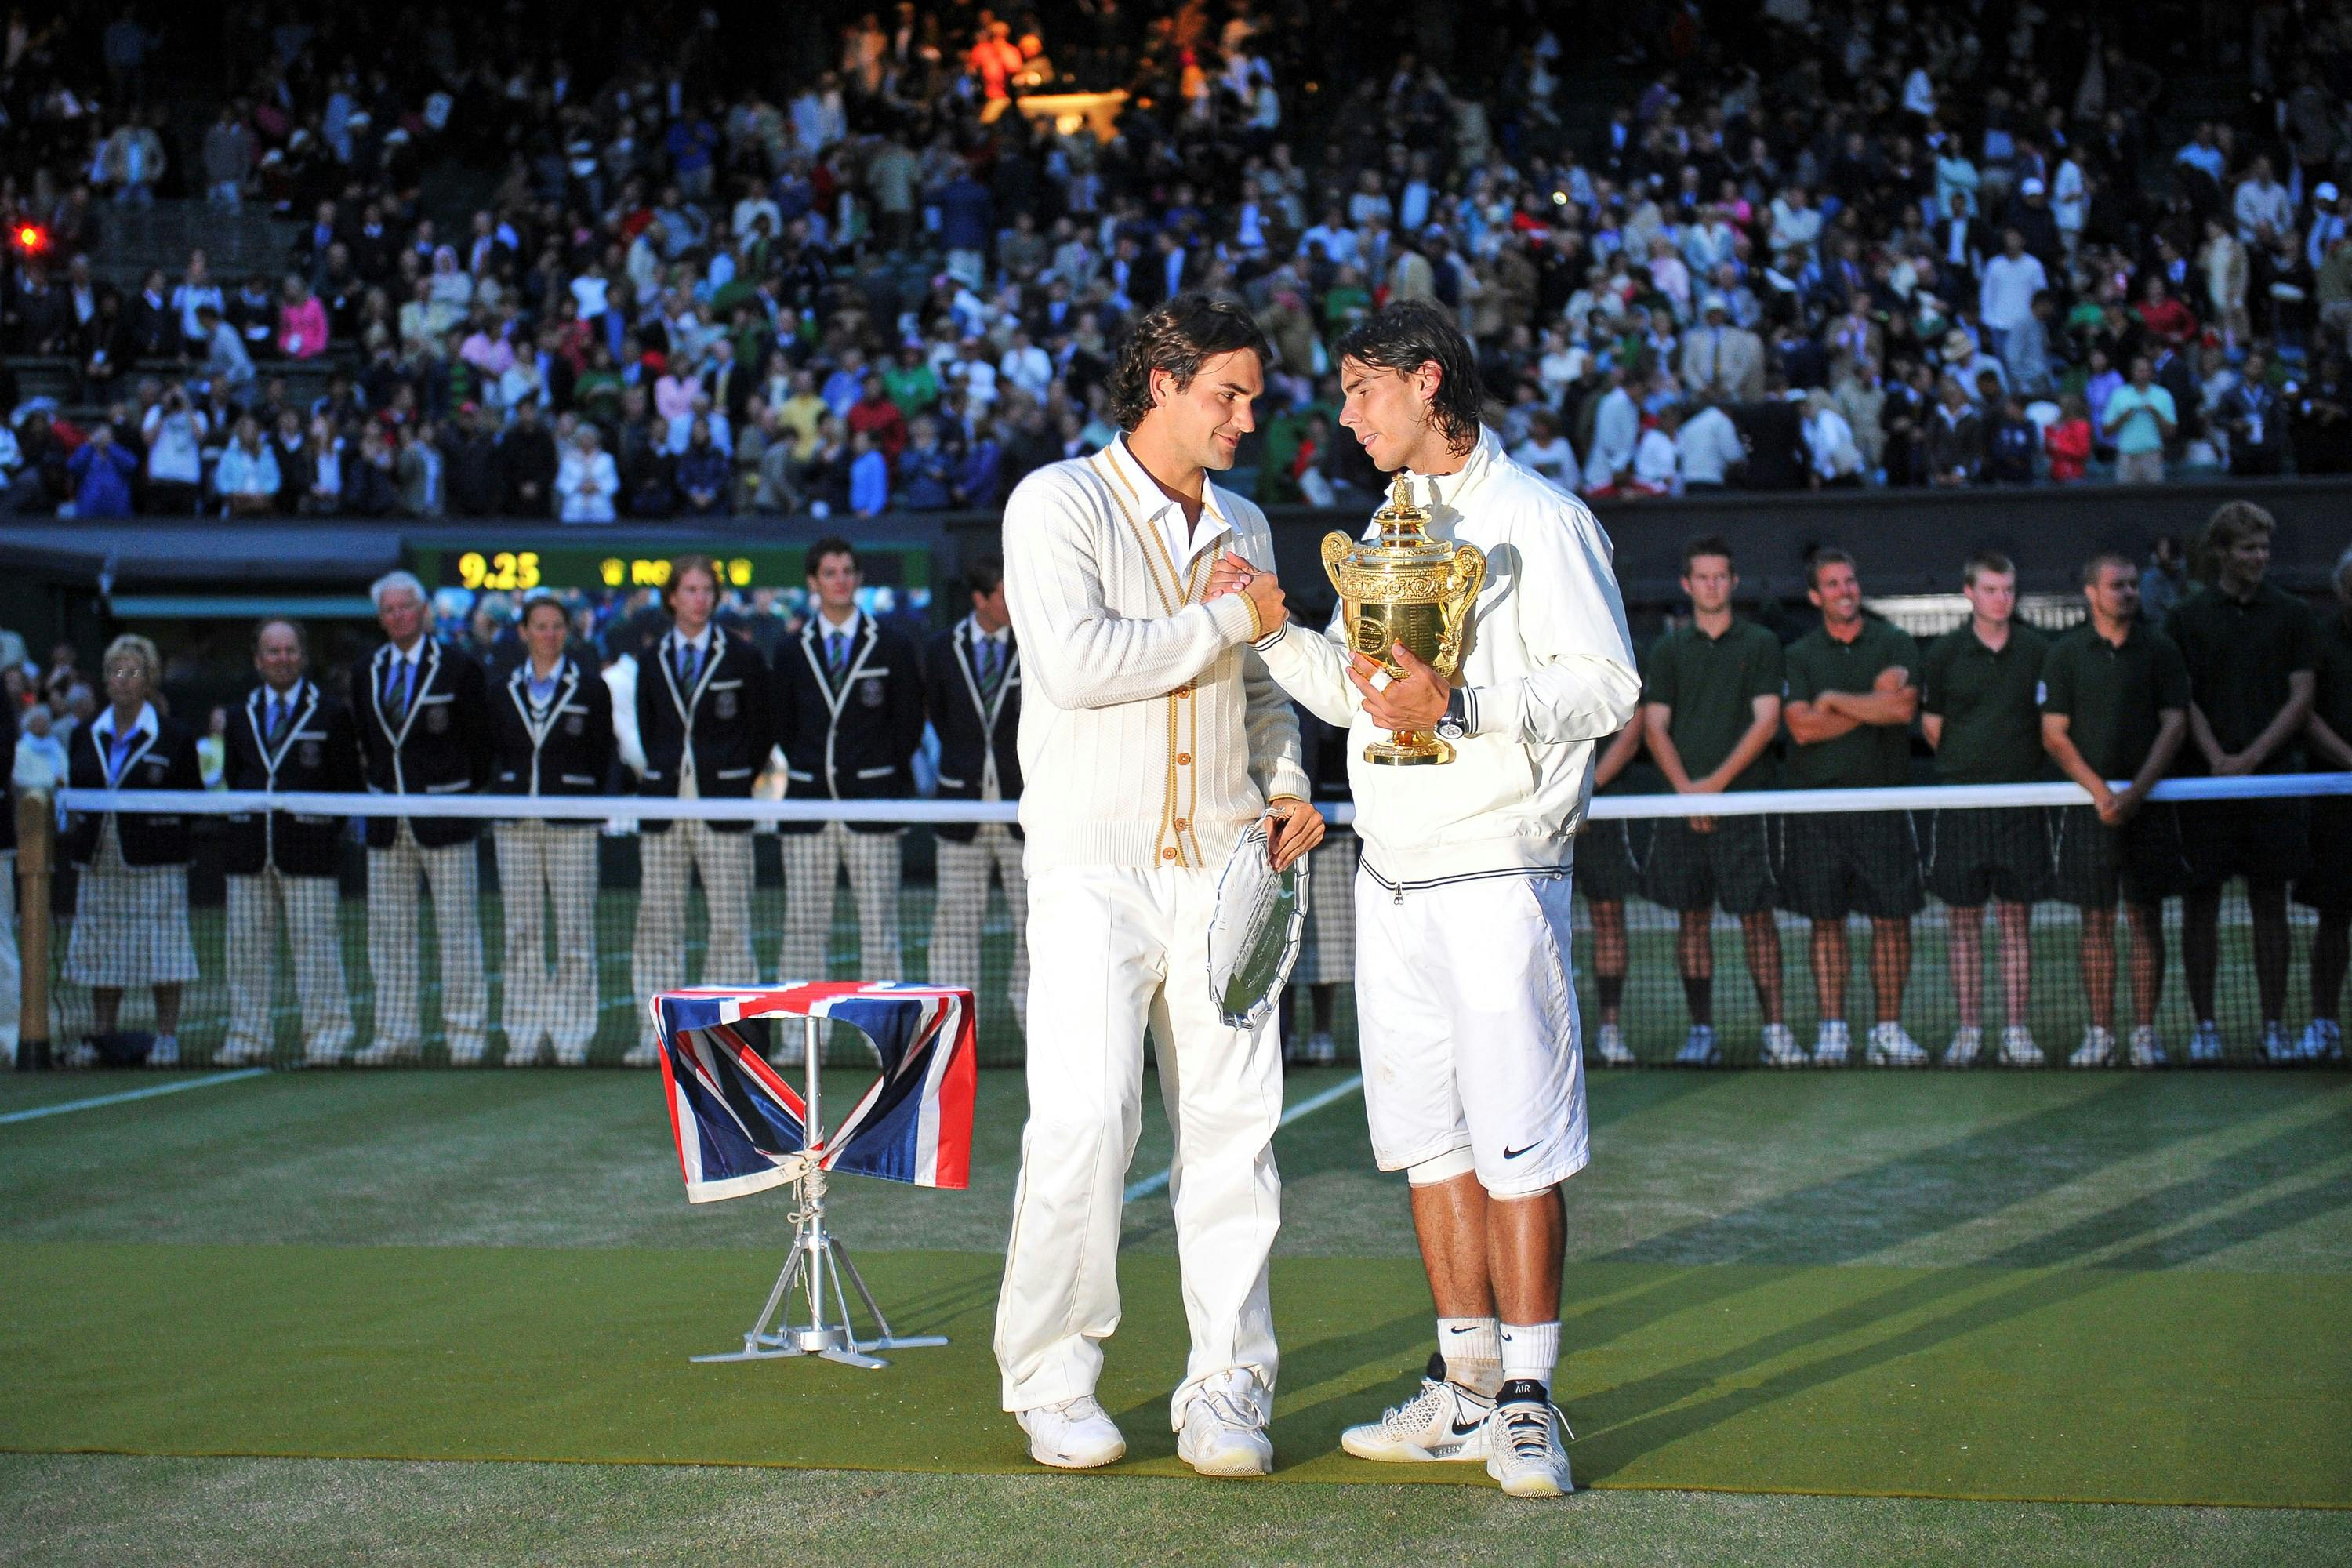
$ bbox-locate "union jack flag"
[651,982,978,1204]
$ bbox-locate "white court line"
[0,1068,270,1127]
[1124,1073,1365,1203]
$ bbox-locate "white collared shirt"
[91,701,159,785]
[1100,433,1233,593]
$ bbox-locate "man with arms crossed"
[994,296,1323,1478]
[2039,554,2192,1065]
[2163,503,2318,1062]
[1249,301,1639,1497]
[1918,552,2050,1066]
[1780,551,1927,1066]
[1639,536,1794,1067]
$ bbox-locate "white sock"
[1437,1316,1501,1397]
[1500,1320,1561,1394]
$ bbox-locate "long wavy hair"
[1333,300,1486,458]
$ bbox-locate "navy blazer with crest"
[350,637,495,849]
[488,653,616,816]
[634,625,778,835]
[221,678,362,877]
[922,615,1022,844]
[776,610,926,836]
[64,707,204,866]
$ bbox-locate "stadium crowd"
[7,0,2352,518]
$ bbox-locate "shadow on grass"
[1573,1107,2352,1483]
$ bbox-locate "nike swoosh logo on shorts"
[1503,1140,1543,1160]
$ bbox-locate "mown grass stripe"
[1125,1073,1365,1203]
[0,1069,270,1127]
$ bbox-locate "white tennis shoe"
[2299,1019,2343,1062]
[2188,1021,2225,1065]
[1177,1370,1273,1477]
[2128,1026,2166,1068]
[1341,1355,1497,1463]
[2260,1021,2298,1064]
[1812,1020,1850,1065]
[503,1042,546,1068]
[1592,1022,1635,1066]
[1999,1025,2045,1067]
[1484,1381,1573,1498]
[1758,1022,1807,1067]
[1018,1395,1127,1470]
[1674,1024,1720,1066]
[2068,1027,2115,1068]
[1942,1025,1982,1067]
[1866,1022,1927,1066]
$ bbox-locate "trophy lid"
[1349,473,1455,568]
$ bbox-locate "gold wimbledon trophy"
[1322,474,1486,766]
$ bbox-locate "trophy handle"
[1434,543,1486,675]
[1319,531,1352,593]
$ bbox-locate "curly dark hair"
[1107,294,1272,432]
[1332,300,1486,458]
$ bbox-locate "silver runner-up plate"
[1206,821,1310,1031]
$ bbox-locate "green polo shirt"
[2163,582,2321,770]
[1920,619,2051,783]
[1782,615,1919,789]
[2037,621,2190,780]
[1640,616,1784,789]
[2315,605,2352,741]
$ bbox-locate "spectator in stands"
[194,303,255,403]
[139,386,207,514]
[626,554,775,1065]
[673,416,731,517]
[1639,537,1791,1066]
[277,274,328,360]
[60,633,201,1068]
[2298,548,2352,1064]
[2044,394,2093,483]
[1780,551,1926,1066]
[201,103,252,209]
[351,570,494,1065]
[2166,503,2319,1063]
[217,619,359,1066]
[775,538,925,1061]
[2039,553,2191,1066]
[557,423,618,522]
[500,398,557,515]
[2216,350,2287,477]
[1675,393,1745,490]
[171,253,222,359]
[2102,356,2176,484]
[924,554,1028,1036]
[1920,552,2050,1066]
[212,416,279,517]
[848,426,889,516]
[488,593,615,1067]
[66,422,137,519]
[1924,375,1984,487]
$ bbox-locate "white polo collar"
[1400,426,1501,516]
[1099,433,1233,575]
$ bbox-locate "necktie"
[386,657,412,722]
[828,632,849,682]
[107,726,137,786]
[977,636,1001,700]
[678,638,700,688]
[267,696,290,747]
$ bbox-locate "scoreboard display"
[421,543,931,597]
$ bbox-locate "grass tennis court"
[3,1065,2350,1564]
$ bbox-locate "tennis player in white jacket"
[1229,302,1639,1497]
[994,295,1324,1479]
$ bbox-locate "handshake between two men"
[1200,547,1458,873]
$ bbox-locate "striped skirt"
[64,818,199,988]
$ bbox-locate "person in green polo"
[1780,550,1927,1066]
[2039,551,2193,1065]
[2296,545,2352,1064]
[1919,550,2051,1068]
[2164,501,2319,1063]
[1639,535,1793,1066]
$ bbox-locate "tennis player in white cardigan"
[994,295,1324,1478]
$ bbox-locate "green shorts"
[2177,798,2309,890]
[1574,815,1648,904]
[1641,812,1777,915]
[2050,803,2191,908]
[1919,805,2053,907]
[1774,809,1925,922]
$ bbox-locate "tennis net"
[22,773,2352,1069]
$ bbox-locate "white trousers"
[780,821,902,983]
[1355,869,1589,1197]
[495,821,600,1061]
[995,864,1283,1428]
[633,819,755,1041]
[930,824,1029,1029]
[367,824,489,1059]
[0,851,18,1062]
[225,867,354,1062]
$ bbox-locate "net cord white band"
[49,771,2352,826]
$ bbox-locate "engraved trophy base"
[1365,729,1454,766]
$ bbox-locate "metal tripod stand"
[691,1015,948,1370]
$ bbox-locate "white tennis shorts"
[1353,867,1590,1197]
